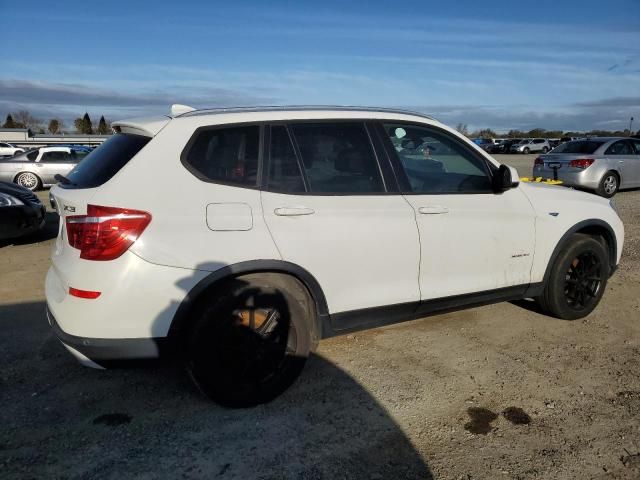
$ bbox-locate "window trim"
[263,119,393,196]
[180,122,265,190]
[373,120,497,196]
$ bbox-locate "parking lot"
[1,154,639,479]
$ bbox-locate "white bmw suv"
[46,106,624,407]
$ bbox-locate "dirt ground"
[1,154,639,479]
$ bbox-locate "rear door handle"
[418,205,449,215]
[274,207,315,216]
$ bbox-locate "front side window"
[287,123,384,194]
[631,140,640,154]
[184,125,259,186]
[383,123,493,194]
[605,140,632,155]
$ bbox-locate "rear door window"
[183,126,259,187]
[267,126,305,193]
[41,151,71,162]
[63,133,150,189]
[287,122,385,194]
[605,140,633,155]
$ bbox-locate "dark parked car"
[0,181,46,240]
[488,139,521,154]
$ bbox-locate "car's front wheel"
[536,234,608,320]
[596,171,619,198]
[523,147,530,154]
[15,172,41,191]
[185,275,314,408]
[542,147,549,153]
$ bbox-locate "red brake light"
[66,205,151,261]
[534,157,544,166]
[69,287,101,299]
[568,158,595,169]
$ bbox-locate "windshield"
[552,140,605,154]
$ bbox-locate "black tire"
[596,171,619,198]
[542,147,549,153]
[185,274,314,408]
[523,147,530,154]
[536,234,608,320]
[15,172,41,191]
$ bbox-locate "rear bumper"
[46,305,172,367]
[532,165,602,190]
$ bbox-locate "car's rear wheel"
[15,172,41,191]
[536,234,608,320]
[185,275,313,408]
[523,147,530,154]
[542,147,549,153]
[596,171,619,198]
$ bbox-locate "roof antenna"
[170,104,196,116]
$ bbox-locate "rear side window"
[183,126,259,187]
[288,123,384,193]
[64,134,150,189]
[26,150,38,161]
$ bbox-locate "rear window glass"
[183,126,259,187]
[553,140,604,154]
[63,134,150,189]
[26,150,38,161]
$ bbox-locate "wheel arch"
[541,219,617,285]
[168,260,332,342]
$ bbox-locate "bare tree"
[12,110,42,130]
[455,123,469,136]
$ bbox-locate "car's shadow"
[0,211,59,248]
[0,300,433,479]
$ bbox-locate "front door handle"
[274,207,315,216]
[418,205,449,215]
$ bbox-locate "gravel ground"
[1,155,639,479]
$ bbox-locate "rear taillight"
[66,205,151,261]
[534,157,544,166]
[568,158,595,169]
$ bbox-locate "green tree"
[48,119,61,134]
[3,114,16,128]
[97,115,109,134]
[507,129,526,138]
[74,117,84,133]
[82,112,93,134]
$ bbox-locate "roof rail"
[176,105,434,120]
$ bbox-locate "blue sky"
[1,0,639,132]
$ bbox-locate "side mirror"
[493,165,519,193]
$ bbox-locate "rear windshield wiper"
[54,174,77,186]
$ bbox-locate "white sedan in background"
[0,142,25,157]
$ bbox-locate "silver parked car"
[532,137,640,197]
[0,147,89,191]
[510,138,551,154]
